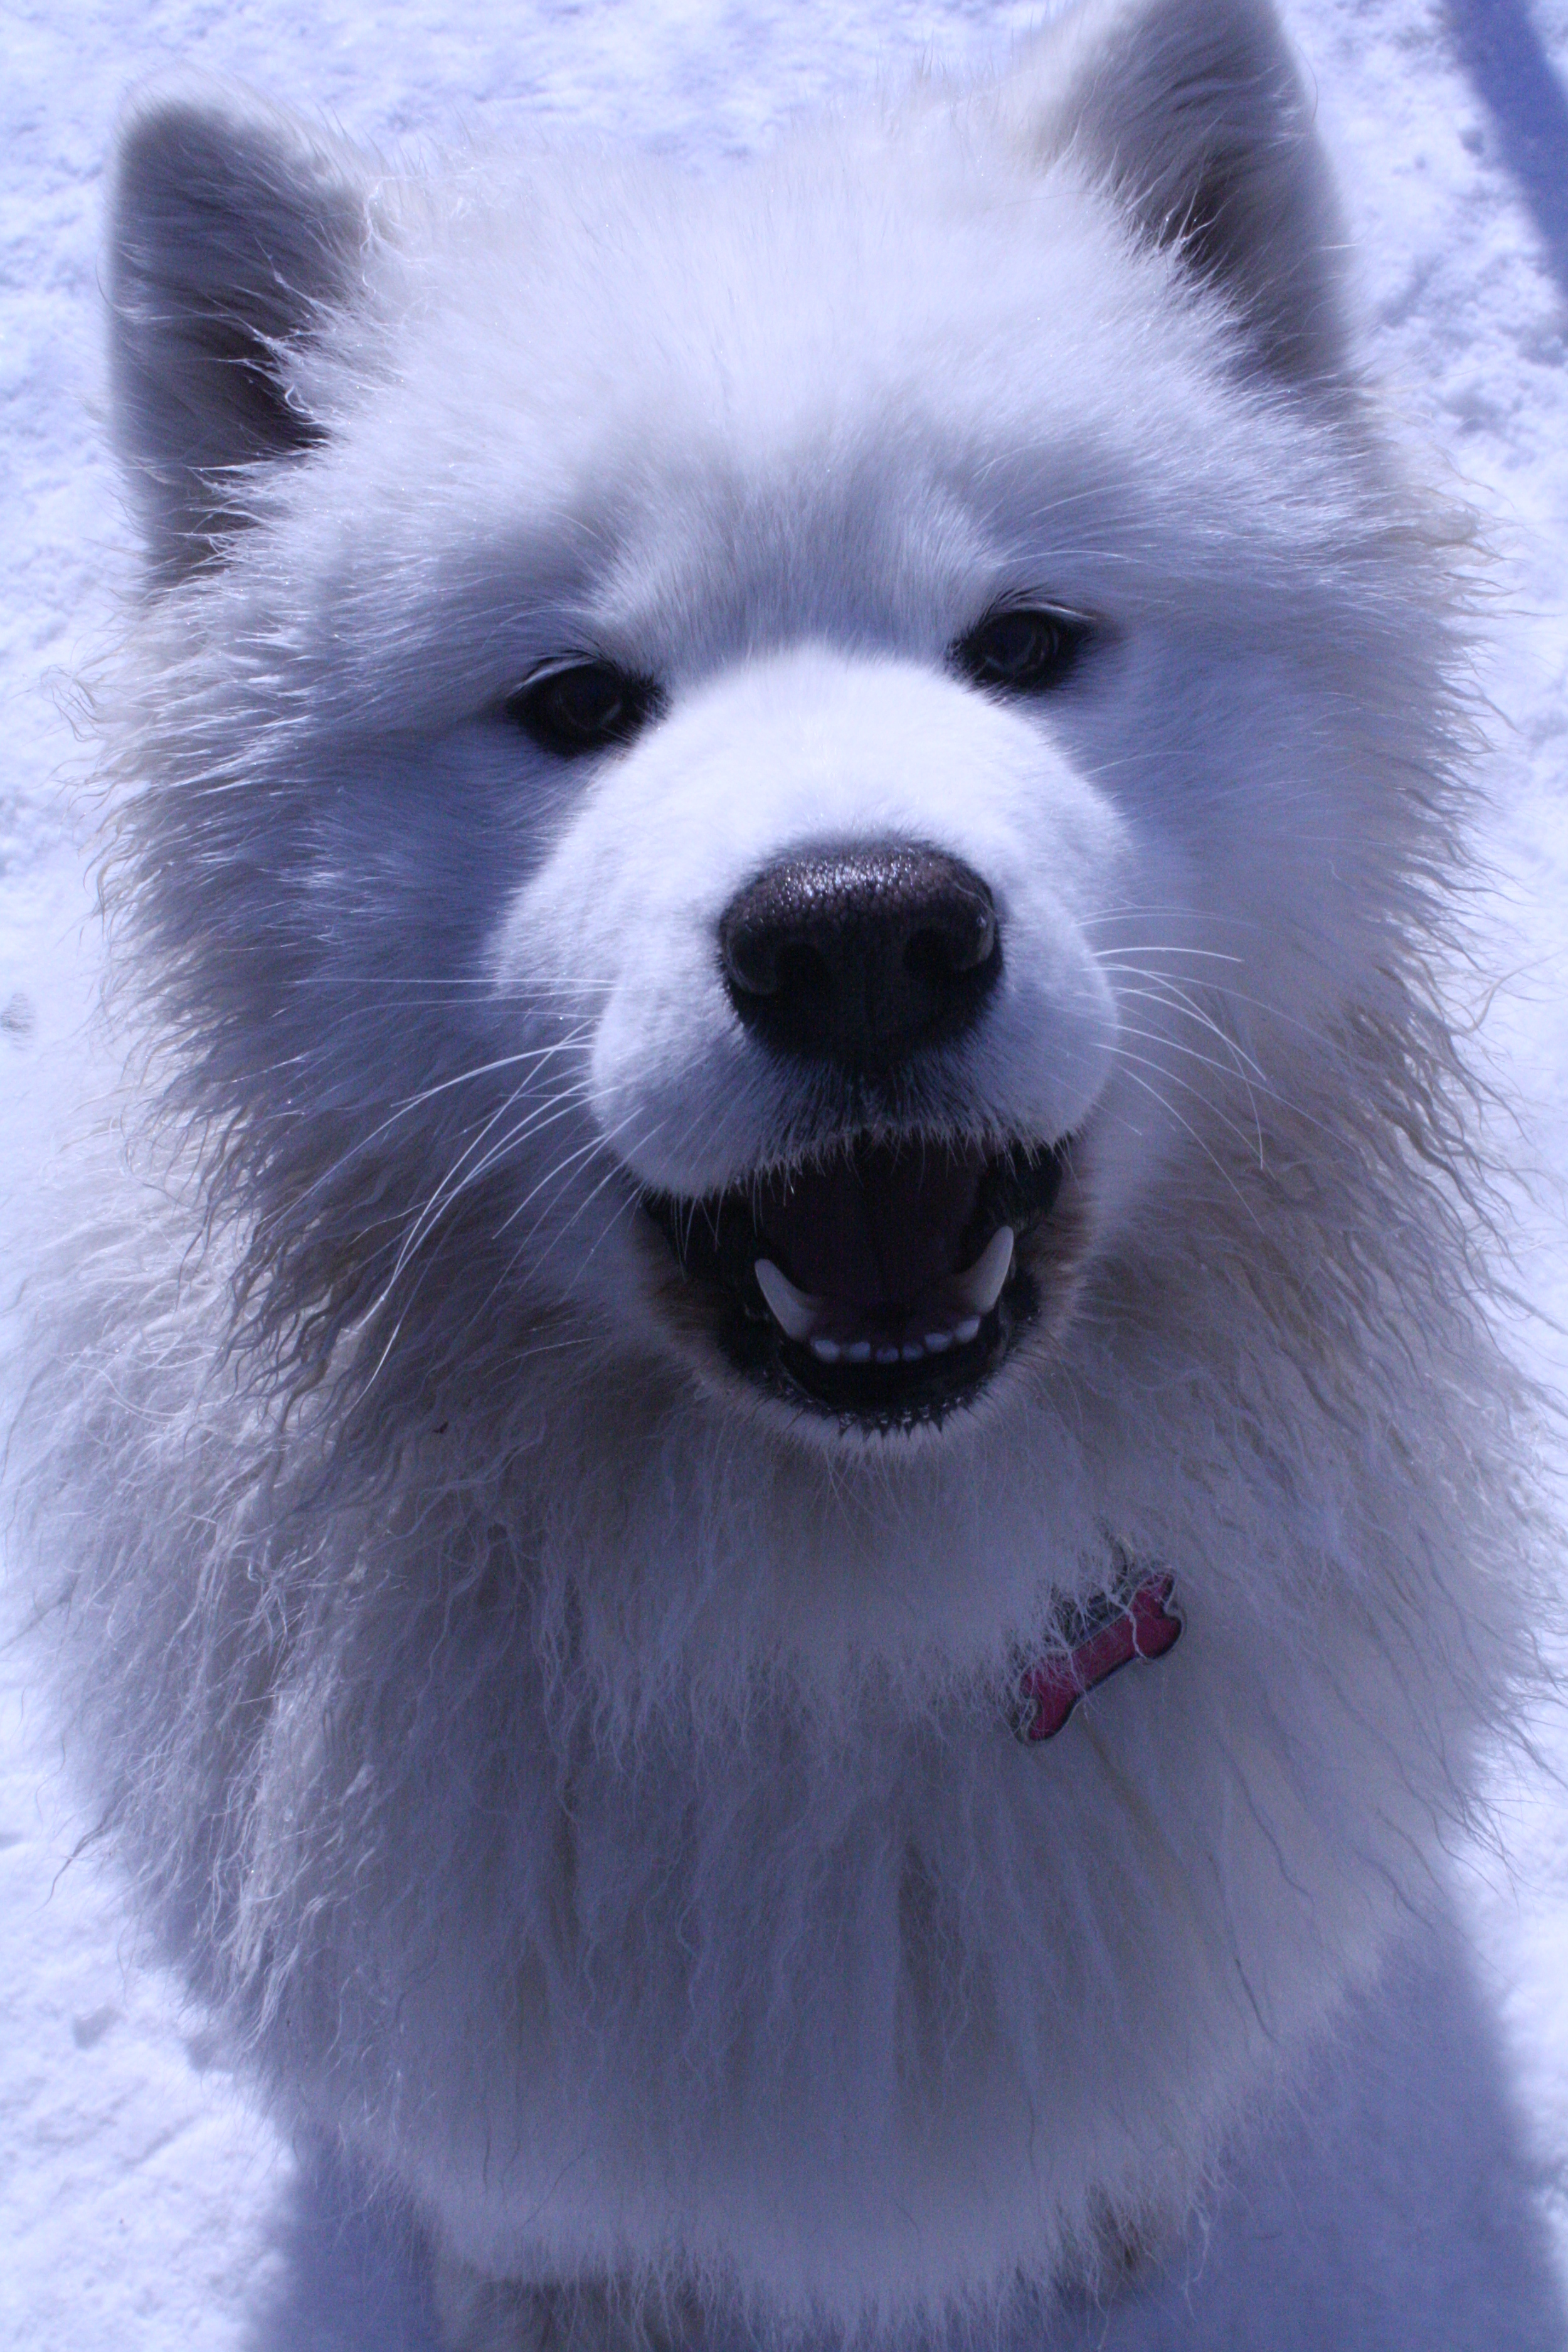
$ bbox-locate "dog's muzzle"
[638,838,1079,1431]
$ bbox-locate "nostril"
[903,901,996,986]
[773,940,834,1006]
[723,928,841,1008]
[718,841,1001,1072]
[724,928,780,998]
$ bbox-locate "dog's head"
[106,0,1448,1458]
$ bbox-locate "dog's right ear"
[110,81,376,581]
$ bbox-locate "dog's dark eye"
[504,661,664,758]
[953,607,1091,697]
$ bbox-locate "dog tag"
[1013,1572,1182,1743]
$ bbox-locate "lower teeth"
[751,1227,1015,1364]
[803,1322,985,1367]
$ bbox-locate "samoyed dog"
[16,0,1544,2341]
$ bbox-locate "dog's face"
[109,0,1426,1458]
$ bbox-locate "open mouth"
[643,1135,1069,1431]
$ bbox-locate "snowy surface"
[4,0,1568,2344]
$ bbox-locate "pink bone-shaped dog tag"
[1014,1572,1183,1743]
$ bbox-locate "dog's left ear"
[1009,0,1348,390]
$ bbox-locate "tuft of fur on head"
[9,0,1554,2339]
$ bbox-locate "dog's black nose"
[719,842,1000,1071]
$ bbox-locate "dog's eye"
[504,661,664,758]
[953,607,1091,697]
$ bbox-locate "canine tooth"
[901,1343,924,1362]
[954,1316,982,1344]
[845,1340,873,1364]
[952,1226,1015,1317]
[809,1336,842,1363]
[924,1330,955,1352]
[753,1258,822,1342]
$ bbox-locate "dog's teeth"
[753,1258,822,1341]
[758,1242,1010,1366]
[952,1226,1014,1316]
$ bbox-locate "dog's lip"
[641,1134,1069,1426]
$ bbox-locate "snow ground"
[3,1,1568,2343]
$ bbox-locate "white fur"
[11,1,1547,2343]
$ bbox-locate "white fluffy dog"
[16,0,1544,2342]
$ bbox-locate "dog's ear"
[1009,0,1348,389]
[110,80,377,580]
